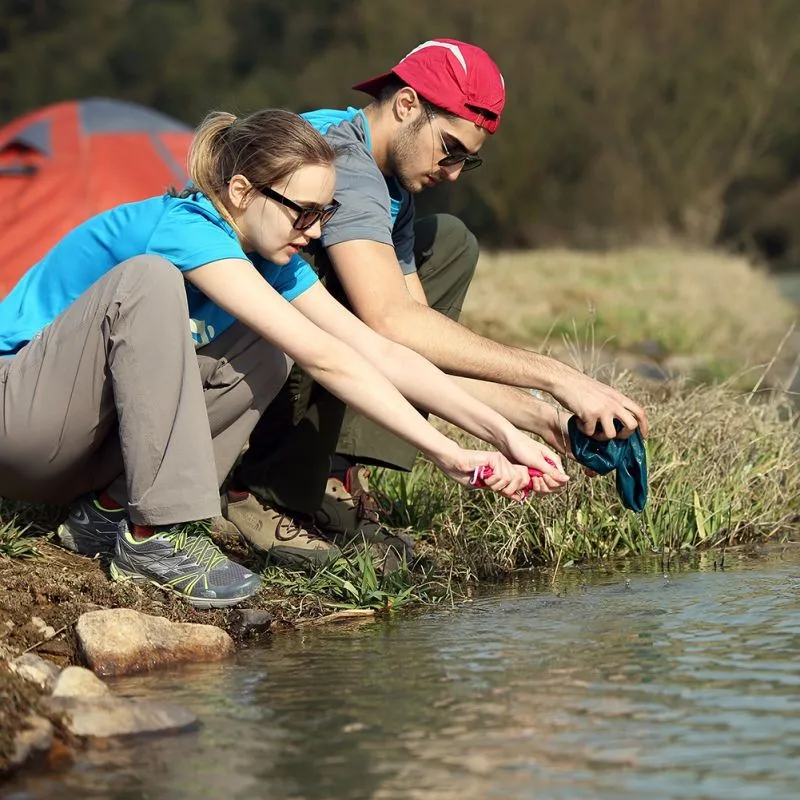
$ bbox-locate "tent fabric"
[0,98,194,295]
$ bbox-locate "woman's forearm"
[360,338,522,451]
[302,339,463,465]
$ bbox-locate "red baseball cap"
[353,38,505,134]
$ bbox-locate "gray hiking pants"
[0,256,290,526]
[237,213,478,515]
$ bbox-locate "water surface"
[5,550,800,800]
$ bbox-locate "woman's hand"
[432,448,566,502]
[500,430,570,495]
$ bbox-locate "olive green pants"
[236,214,478,515]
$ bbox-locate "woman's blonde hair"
[184,108,336,225]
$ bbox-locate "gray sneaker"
[110,520,261,609]
[57,495,126,556]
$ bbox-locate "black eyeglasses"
[428,112,483,172]
[260,185,340,232]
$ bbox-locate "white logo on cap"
[402,41,468,74]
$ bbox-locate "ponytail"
[175,108,336,227]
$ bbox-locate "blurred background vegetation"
[2,0,800,272]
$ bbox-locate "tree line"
[2,0,800,269]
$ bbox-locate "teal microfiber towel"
[567,416,648,513]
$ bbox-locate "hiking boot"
[110,520,261,609]
[314,466,383,538]
[57,494,126,556]
[224,491,341,568]
[315,466,415,570]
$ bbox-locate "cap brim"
[352,71,395,97]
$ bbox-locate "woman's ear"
[227,174,253,210]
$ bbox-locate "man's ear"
[227,174,253,210]
[394,86,420,123]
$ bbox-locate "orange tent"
[0,98,194,296]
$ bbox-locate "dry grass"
[462,248,797,370]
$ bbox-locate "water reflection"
[4,549,800,800]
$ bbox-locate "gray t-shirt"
[302,107,416,274]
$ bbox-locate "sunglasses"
[260,185,340,232]
[429,113,483,172]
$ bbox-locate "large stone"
[46,696,197,738]
[75,608,235,676]
[10,653,61,692]
[52,666,110,699]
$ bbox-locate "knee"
[418,214,479,280]
[207,341,292,414]
[443,215,479,279]
[113,256,186,297]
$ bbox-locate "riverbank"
[2,246,799,777]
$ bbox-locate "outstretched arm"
[185,258,549,499]
[328,239,649,440]
[291,283,569,490]
[451,378,572,455]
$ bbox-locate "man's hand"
[550,373,649,441]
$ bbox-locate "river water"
[4,549,800,800]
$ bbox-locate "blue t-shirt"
[302,108,416,274]
[0,193,318,355]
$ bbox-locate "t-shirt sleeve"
[258,254,319,302]
[146,204,245,270]
[392,194,416,275]
[319,146,395,249]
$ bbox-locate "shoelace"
[346,468,394,524]
[273,514,328,543]
[162,524,228,570]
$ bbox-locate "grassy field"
[1,247,799,612]
[462,248,799,384]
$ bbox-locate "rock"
[52,666,110,699]
[10,653,61,691]
[46,696,197,738]
[9,715,54,769]
[75,609,235,676]
[29,617,56,641]
[231,609,273,637]
[0,619,14,640]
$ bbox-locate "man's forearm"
[453,377,549,430]
[379,298,579,391]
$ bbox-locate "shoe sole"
[56,522,116,557]
[109,561,260,609]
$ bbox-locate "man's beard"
[386,123,426,194]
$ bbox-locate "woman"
[0,109,568,609]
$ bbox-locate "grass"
[373,374,800,580]
[2,247,799,609]
[261,545,441,613]
[0,519,42,559]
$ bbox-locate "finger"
[529,476,551,496]
[578,416,602,439]
[532,449,567,479]
[631,405,649,438]
[598,415,618,440]
[542,473,565,491]
[614,408,640,438]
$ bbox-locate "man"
[225,38,648,564]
